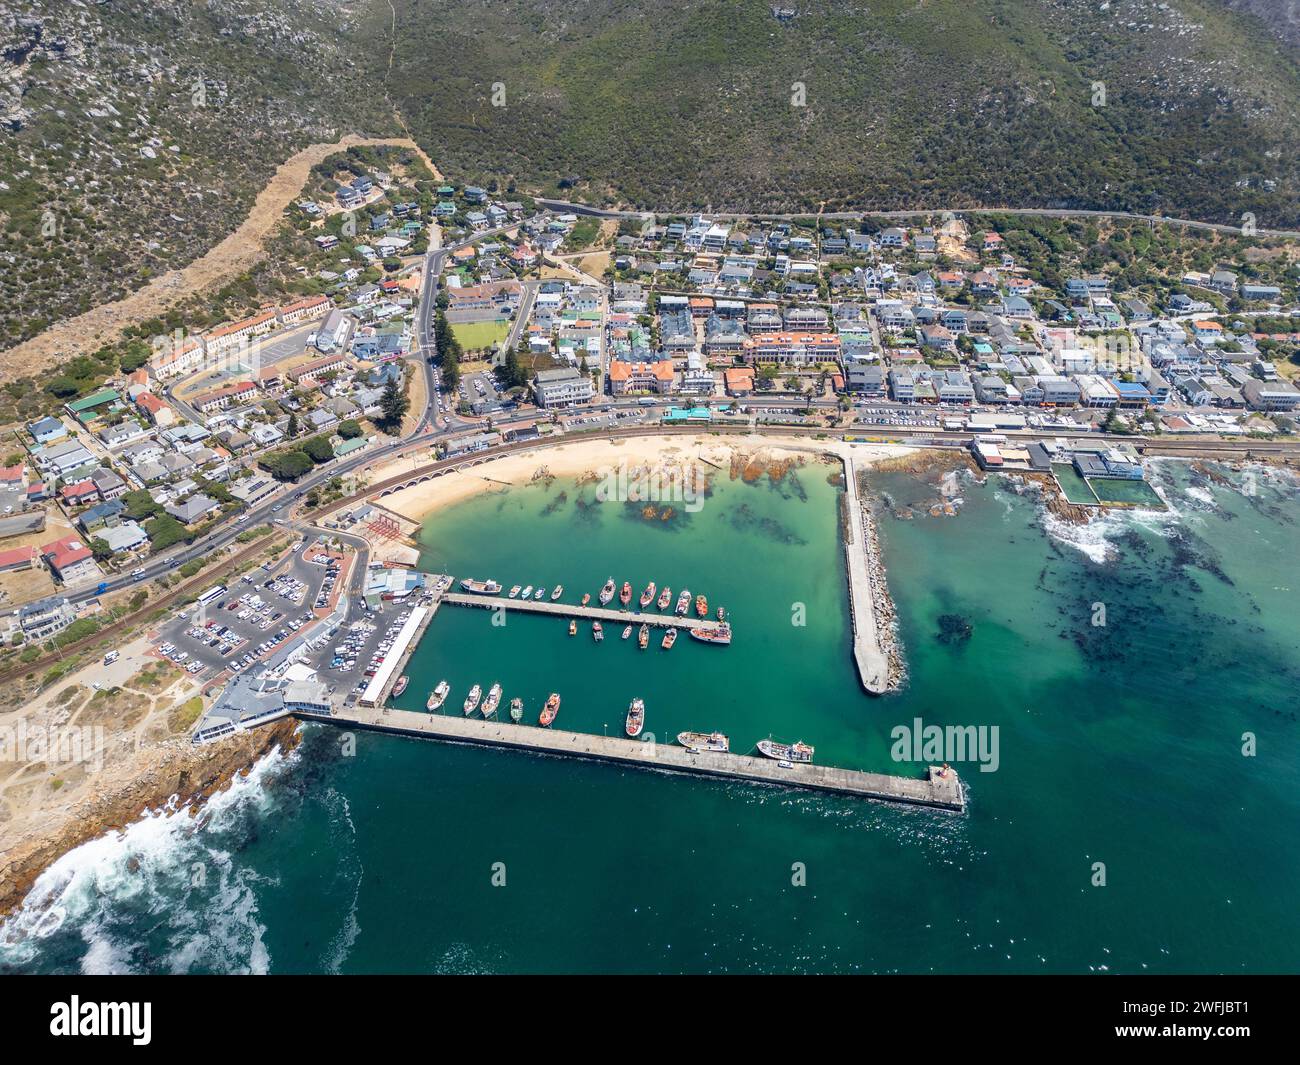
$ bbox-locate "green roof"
[334,437,367,457]
[67,388,120,413]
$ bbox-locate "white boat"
[521,585,534,599]
[550,585,564,600]
[427,680,450,711]
[622,624,633,640]
[463,684,482,715]
[460,578,502,595]
[534,586,546,600]
[678,731,729,753]
[757,738,814,763]
[598,577,616,605]
[482,683,502,718]
[508,585,521,599]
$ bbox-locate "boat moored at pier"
[638,623,649,649]
[678,731,729,753]
[599,578,616,605]
[593,621,604,642]
[675,589,691,616]
[662,627,678,650]
[391,675,409,698]
[757,739,814,763]
[482,683,502,719]
[427,680,450,711]
[639,582,656,608]
[540,693,560,727]
[626,698,645,738]
[695,594,708,618]
[460,578,502,595]
[619,581,633,606]
[463,684,482,715]
[657,587,671,610]
[688,623,732,646]
[508,585,521,599]
[509,697,523,723]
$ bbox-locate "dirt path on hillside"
[0,136,443,384]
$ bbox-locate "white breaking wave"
[0,743,294,973]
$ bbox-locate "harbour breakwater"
[842,453,904,694]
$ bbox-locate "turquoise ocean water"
[3,455,1297,973]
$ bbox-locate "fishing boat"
[717,606,726,621]
[598,577,616,605]
[619,581,632,606]
[695,594,708,618]
[678,731,729,753]
[427,680,450,711]
[593,621,604,642]
[539,692,560,727]
[482,683,502,719]
[508,585,521,599]
[638,623,649,649]
[657,586,672,610]
[551,586,564,601]
[675,589,691,616]
[521,585,534,599]
[625,698,645,738]
[463,684,482,715]
[391,675,409,697]
[622,624,633,640]
[509,697,523,723]
[661,627,677,650]
[757,738,814,763]
[581,593,591,606]
[688,623,732,646]
[568,619,577,636]
[639,582,656,608]
[459,578,502,595]
[534,586,546,600]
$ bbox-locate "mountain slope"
[384,0,1300,224]
[0,0,395,352]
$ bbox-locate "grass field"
[451,320,511,352]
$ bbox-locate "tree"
[303,435,335,464]
[144,514,190,552]
[89,537,113,562]
[286,411,300,439]
[378,374,410,431]
[338,419,363,439]
[261,450,314,481]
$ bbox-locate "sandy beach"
[377,434,917,525]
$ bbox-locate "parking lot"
[326,584,442,703]
[152,541,344,680]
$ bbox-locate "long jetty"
[295,704,965,812]
[441,592,718,631]
[841,454,891,694]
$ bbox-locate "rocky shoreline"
[0,719,299,923]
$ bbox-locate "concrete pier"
[841,455,891,693]
[441,592,720,632]
[295,704,965,812]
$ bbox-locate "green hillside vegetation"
[383,0,1300,224]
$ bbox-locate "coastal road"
[535,198,1298,239]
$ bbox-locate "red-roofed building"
[59,479,100,506]
[0,463,25,487]
[0,545,35,573]
[982,232,1005,253]
[40,535,103,585]
[724,368,755,397]
[135,391,176,427]
[607,359,675,396]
